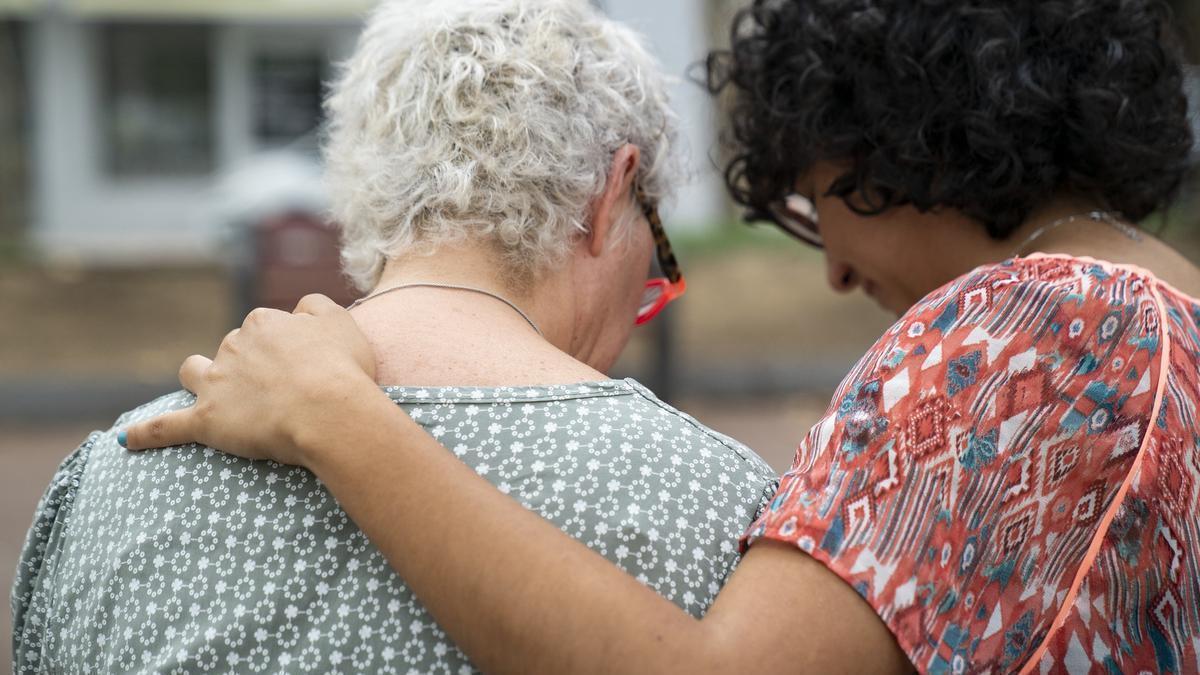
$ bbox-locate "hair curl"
[327,0,680,292]
[707,0,1195,238]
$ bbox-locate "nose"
[825,259,860,294]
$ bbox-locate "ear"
[586,144,642,258]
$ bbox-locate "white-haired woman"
[11,2,777,672]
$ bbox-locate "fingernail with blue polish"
[117,430,128,448]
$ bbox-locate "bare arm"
[123,296,911,674]
[305,391,907,674]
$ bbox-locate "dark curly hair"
[707,0,1195,238]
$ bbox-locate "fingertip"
[119,427,149,451]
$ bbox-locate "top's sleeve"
[742,261,1164,672]
[11,434,96,674]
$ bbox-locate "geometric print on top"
[14,378,778,674]
[744,253,1200,674]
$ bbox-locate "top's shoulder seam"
[382,381,637,405]
[623,380,775,474]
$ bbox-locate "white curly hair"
[325,0,682,292]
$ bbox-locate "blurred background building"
[1,1,1199,665]
[0,0,726,264]
[11,1,364,261]
[2,0,887,425]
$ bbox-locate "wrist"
[289,372,395,469]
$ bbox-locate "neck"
[352,245,582,368]
[360,281,544,336]
[950,195,1129,273]
[372,243,573,338]
[888,194,1134,314]
[990,194,1200,299]
[1005,196,1121,254]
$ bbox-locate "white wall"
[29,15,214,263]
[28,17,356,264]
[600,0,725,231]
[28,4,722,264]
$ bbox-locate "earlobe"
[587,144,642,258]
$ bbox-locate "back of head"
[709,0,1195,238]
[327,0,681,292]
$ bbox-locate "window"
[101,24,214,177]
[253,53,325,146]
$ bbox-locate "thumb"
[120,409,199,451]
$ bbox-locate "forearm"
[305,393,716,674]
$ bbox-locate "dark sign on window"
[254,54,324,145]
[101,24,214,177]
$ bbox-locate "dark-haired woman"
[123,0,1199,672]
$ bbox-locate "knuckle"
[206,362,225,382]
[219,329,239,352]
[244,307,273,327]
[147,417,167,440]
[193,402,213,422]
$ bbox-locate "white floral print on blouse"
[13,379,778,674]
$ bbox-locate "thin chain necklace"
[1011,210,1143,258]
[348,282,544,338]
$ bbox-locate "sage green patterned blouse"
[13,379,777,673]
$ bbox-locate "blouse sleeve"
[11,434,96,674]
[743,260,1164,672]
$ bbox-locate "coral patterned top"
[744,254,1200,674]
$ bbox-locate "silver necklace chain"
[1011,210,1143,258]
[348,282,544,338]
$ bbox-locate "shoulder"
[113,389,198,428]
[621,379,776,481]
[17,389,206,579]
[745,257,1166,669]
[850,256,1157,389]
[60,391,322,546]
[894,256,1125,337]
[802,257,1161,478]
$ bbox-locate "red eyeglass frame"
[634,186,687,326]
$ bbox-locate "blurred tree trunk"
[0,20,28,242]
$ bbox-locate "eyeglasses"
[634,185,687,326]
[766,193,822,248]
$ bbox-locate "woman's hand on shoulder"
[121,294,383,466]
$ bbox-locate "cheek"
[823,214,908,282]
